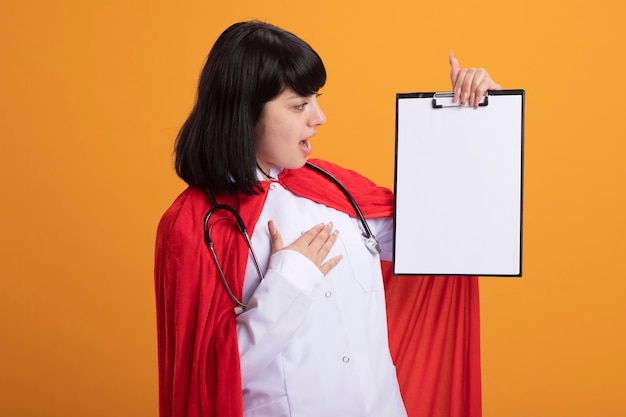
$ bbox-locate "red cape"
[154,159,481,417]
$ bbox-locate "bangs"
[249,22,327,98]
[281,44,327,96]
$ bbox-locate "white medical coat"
[236,176,407,417]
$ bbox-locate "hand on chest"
[254,182,382,292]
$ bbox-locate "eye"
[293,93,320,111]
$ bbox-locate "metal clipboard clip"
[432,92,489,108]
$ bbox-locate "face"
[254,87,327,173]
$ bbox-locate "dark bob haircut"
[175,21,327,194]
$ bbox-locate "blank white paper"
[393,91,524,276]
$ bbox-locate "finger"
[453,68,467,103]
[483,72,502,92]
[472,75,491,107]
[268,220,285,254]
[459,67,477,106]
[468,68,485,107]
[300,223,339,268]
[305,222,334,254]
[281,222,340,269]
[282,222,326,256]
[312,228,339,265]
[287,222,324,250]
[471,69,501,107]
[319,254,343,276]
[449,50,461,90]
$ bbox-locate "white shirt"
[236,172,407,417]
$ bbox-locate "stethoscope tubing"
[203,162,380,310]
[303,162,377,243]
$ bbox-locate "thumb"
[449,50,460,88]
[268,220,284,254]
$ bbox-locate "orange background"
[1,1,624,416]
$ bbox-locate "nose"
[309,97,327,127]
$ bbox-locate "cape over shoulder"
[155,186,261,417]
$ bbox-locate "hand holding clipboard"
[393,55,524,276]
[449,50,502,107]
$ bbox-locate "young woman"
[155,20,500,417]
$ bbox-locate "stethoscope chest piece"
[362,233,381,254]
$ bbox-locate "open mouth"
[300,139,312,155]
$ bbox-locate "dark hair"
[174,21,327,194]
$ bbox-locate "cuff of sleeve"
[267,250,324,295]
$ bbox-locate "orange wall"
[1,1,624,416]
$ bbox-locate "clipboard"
[392,89,525,277]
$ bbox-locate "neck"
[256,163,275,180]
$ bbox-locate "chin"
[285,159,308,170]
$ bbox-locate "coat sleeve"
[236,250,323,386]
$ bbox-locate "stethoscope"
[203,161,380,310]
